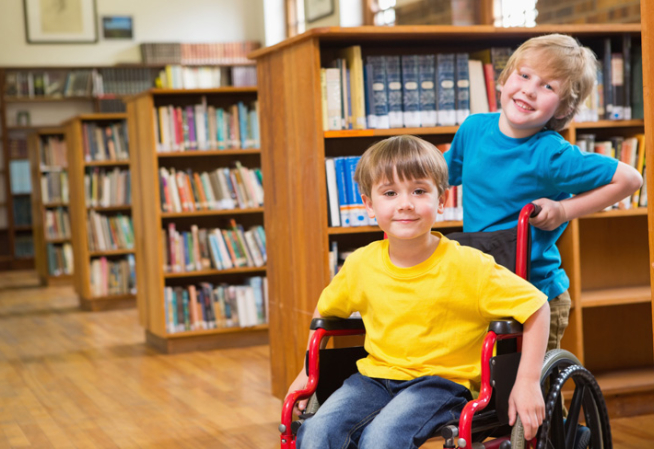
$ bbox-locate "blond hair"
[354,135,449,198]
[497,34,598,131]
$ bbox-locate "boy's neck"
[387,232,441,268]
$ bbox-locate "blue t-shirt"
[444,113,618,300]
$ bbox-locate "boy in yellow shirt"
[287,135,550,448]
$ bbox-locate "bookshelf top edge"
[248,24,642,59]
[125,87,258,102]
[63,113,127,125]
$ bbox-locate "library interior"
[0,0,652,447]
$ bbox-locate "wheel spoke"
[565,384,586,448]
[551,393,566,449]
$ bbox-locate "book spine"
[368,56,389,129]
[401,55,421,128]
[418,54,437,127]
[455,53,470,125]
[384,56,404,128]
[437,53,456,126]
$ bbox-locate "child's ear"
[555,106,573,120]
[438,189,448,214]
[362,194,375,218]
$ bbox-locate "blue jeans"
[297,373,472,449]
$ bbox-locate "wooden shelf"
[89,249,135,257]
[571,119,645,129]
[166,323,269,338]
[40,166,67,172]
[4,96,93,103]
[157,149,261,157]
[580,285,651,308]
[126,87,266,353]
[87,205,132,212]
[584,207,648,219]
[14,225,33,231]
[46,237,72,244]
[161,207,263,218]
[324,126,459,138]
[164,266,266,279]
[43,202,69,208]
[595,367,654,396]
[84,160,130,167]
[328,221,463,235]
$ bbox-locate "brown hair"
[354,135,449,198]
[497,33,598,131]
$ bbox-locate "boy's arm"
[531,161,643,231]
[508,301,550,441]
[285,305,326,415]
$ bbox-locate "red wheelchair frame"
[281,204,542,449]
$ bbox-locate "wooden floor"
[0,271,652,448]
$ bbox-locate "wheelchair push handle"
[530,203,542,218]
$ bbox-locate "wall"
[0,0,265,66]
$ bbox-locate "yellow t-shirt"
[317,232,547,394]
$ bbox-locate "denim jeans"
[297,373,472,449]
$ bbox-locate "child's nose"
[398,196,415,210]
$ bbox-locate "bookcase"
[64,113,137,311]
[28,127,73,285]
[124,87,269,354]
[250,24,654,414]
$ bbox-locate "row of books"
[163,222,266,273]
[140,41,261,65]
[9,160,31,194]
[321,47,512,131]
[12,196,32,227]
[87,212,134,252]
[156,65,257,89]
[8,138,28,159]
[325,153,463,228]
[41,171,69,204]
[44,208,71,240]
[164,277,268,334]
[5,68,157,98]
[154,99,260,152]
[84,168,131,208]
[46,243,73,276]
[39,137,67,168]
[90,255,136,298]
[14,235,34,258]
[576,133,647,209]
[82,122,130,162]
[159,164,263,213]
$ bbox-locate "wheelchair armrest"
[489,320,522,336]
[310,317,365,331]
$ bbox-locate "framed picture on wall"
[305,0,335,23]
[23,0,98,44]
[102,16,133,39]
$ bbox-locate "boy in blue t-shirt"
[445,34,643,351]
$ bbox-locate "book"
[325,158,341,227]
[338,46,366,129]
[401,55,421,128]
[385,56,404,128]
[455,53,470,125]
[324,68,343,130]
[437,53,456,126]
[367,56,390,129]
[418,55,437,127]
[467,59,489,114]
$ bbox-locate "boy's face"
[499,61,566,139]
[361,171,446,243]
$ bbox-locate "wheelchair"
[280,204,612,449]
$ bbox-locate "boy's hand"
[285,370,310,416]
[529,198,567,231]
[508,378,545,441]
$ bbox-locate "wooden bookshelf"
[28,127,74,285]
[64,113,136,311]
[124,87,268,354]
[249,24,652,412]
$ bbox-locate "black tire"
[537,365,612,449]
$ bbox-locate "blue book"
[418,54,437,127]
[238,102,248,148]
[384,56,404,128]
[401,55,421,127]
[367,56,389,129]
[247,277,266,324]
[455,53,470,125]
[345,156,368,227]
[208,233,224,270]
[363,62,375,129]
[334,157,351,227]
[437,53,456,126]
[182,289,191,330]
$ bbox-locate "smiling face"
[362,171,446,245]
[499,60,565,139]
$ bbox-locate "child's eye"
[544,84,553,90]
[414,189,426,195]
[383,191,396,197]
[520,73,529,79]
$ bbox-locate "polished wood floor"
[0,270,652,448]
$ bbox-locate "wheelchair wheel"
[537,364,612,449]
[510,350,583,449]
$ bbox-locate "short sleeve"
[317,256,355,318]
[478,259,547,324]
[547,141,618,195]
